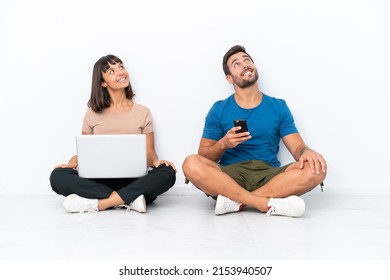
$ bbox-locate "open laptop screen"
[76,134,147,178]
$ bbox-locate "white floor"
[1,188,389,261]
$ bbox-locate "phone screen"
[233,120,248,133]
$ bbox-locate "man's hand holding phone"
[222,119,251,149]
[233,119,248,133]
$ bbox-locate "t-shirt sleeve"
[81,108,93,134]
[142,108,153,134]
[279,100,298,137]
[202,102,224,141]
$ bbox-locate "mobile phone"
[233,119,248,133]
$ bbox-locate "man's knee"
[302,166,326,189]
[182,154,201,175]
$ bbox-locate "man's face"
[226,52,259,88]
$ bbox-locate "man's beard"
[232,70,259,89]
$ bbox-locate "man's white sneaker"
[63,194,98,213]
[215,195,244,215]
[266,195,305,217]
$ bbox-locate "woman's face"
[101,62,130,91]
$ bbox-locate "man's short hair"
[222,45,254,75]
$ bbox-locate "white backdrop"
[1,0,389,195]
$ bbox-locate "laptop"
[76,134,147,178]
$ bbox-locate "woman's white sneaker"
[266,196,305,217]
[129,195,146,213]
[115,195,147,213]
[63,194,98,213]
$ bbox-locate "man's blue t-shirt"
[202,93,298,167]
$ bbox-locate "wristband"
[300,147,311,156]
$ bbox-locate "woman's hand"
[54,163,77,169]
[54,155,78,169]
[152,159,176,171]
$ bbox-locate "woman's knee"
[153,164,176,185]
[49,168,76,195]
[157,164,176,175]
[49,168,63,188]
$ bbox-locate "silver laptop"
[76,134,147,178]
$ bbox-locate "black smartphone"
[233,119,248,133]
